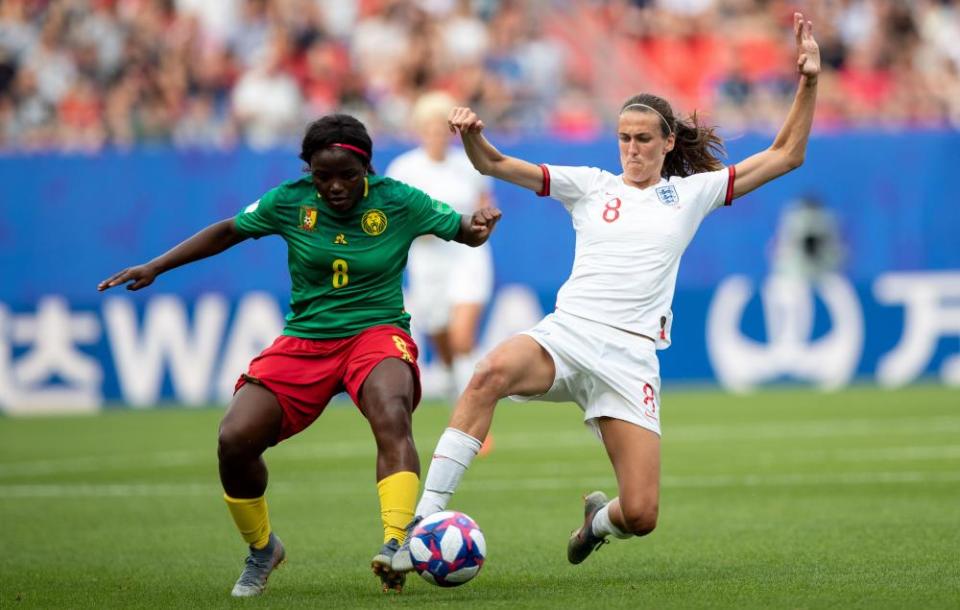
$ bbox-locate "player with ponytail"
[392,11,821,571]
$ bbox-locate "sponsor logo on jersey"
[333,233,348,245]
[655,185,679,205]
[299,206,319,231]
[361,209,388,236]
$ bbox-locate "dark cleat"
[567,491,610,565]
[372,538,406,592]
[231,533,286,597]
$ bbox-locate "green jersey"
[234,175,462,338]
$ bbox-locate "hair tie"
[620,103,673,135]
[329,143,370,159]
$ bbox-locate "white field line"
[2,470,959,499]
[275,415,960,458]
[776,444,960,463]
[0,440,386,477]
[410,416,960,451]
[3,415,960,479]
[0,450,203,477]
[668,417,960,442]
[5,436,957,482]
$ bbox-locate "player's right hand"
[448,107,484,135]
[97,264,159,291]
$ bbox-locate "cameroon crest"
[361,209,388,236]
[299,206,319,231]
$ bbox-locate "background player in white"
[386,91,496,452]
[391,12,820,570]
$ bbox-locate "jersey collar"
[619,174,668,192]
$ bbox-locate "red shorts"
[234,325,421,443]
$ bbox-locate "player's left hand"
[794,12,820,80]
[469,206,502,241]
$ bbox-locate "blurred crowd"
[1,0,958,153]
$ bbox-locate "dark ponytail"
[620,94,725,178]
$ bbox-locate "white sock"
[452,354,475,398]
[415,427,482,517]
[591,501,632,539]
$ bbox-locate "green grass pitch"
[2,386,959,609]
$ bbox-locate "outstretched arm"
[732,12,820,199]
[448,107,544,193]
[97,218,248,291]
[454,207,502,247]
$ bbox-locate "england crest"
[655,185,679,205]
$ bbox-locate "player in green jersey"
[98,114,502,596]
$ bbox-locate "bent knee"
[620,503,659,536]
[367,401,414,439]
[469,355,514,397]
[217,424,264,462]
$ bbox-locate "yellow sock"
[377,471,419,544]
[224,494,272,549]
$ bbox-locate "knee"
[376,403,413,438]
[620,500,658,537]
[217,422,262,464]
[469,354,512,397]
[365,396,414,441]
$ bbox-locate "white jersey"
[386,146,495,332]
[542,164,735,349]
[386,147,490,216]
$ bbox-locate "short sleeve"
[540,164,603,211]
[684,166,736,219]
[234,187,281,238]
[403,183,462,241]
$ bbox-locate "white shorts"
[510,309,662,437]
[407,241,494,334]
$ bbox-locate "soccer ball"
[409,510,486,587]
